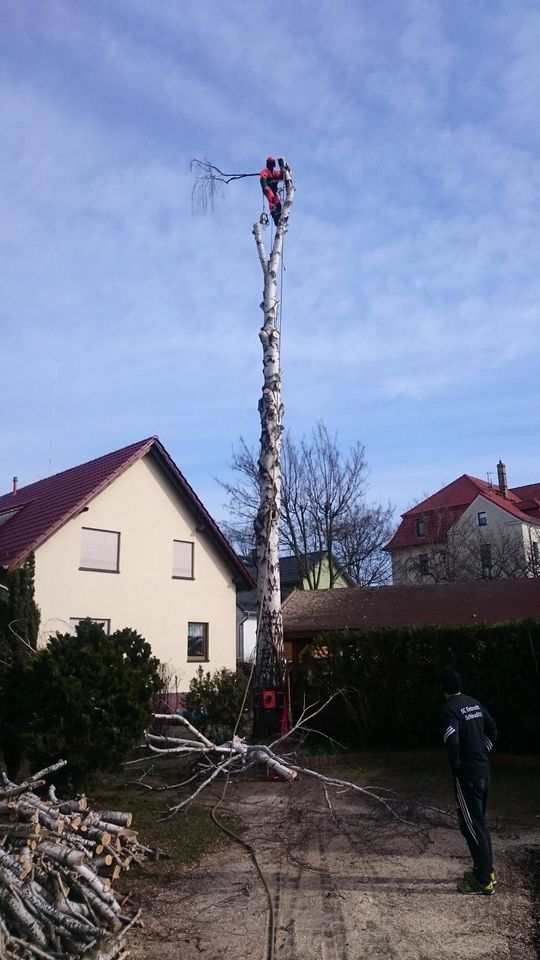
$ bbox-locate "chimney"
[497,460,508,499]
[12,476,17,497]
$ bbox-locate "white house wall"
[34,455,237,688]
[459,495,523,539]
[460,494,540,562]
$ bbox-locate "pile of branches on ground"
[146,712,298,815]
[0,760,149,959]
[143,698,431,826]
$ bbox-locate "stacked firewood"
[0,760,149,959]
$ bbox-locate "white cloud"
[1,0,539,518]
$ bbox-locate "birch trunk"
[252,162,295,738]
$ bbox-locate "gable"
[0,438,254,590]
[386,473,538,553]
[0,439,154,568]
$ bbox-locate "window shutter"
[173,540,193,578]
[80,528,119,571]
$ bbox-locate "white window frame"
[415,518,427,538]
[187,622,208,661]
[173,540,194,579]
[80,528,120,573]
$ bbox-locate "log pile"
[0,761,147,959]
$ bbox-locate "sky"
[1,0,539,528]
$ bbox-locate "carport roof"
[282,578,540,637]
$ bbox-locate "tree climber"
[260,156,285,225]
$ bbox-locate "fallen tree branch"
[144,696,423,827]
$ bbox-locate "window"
[80,528,120,572]
[187,622,208,661]
[418,554,429,576]
[415,519,427,538]
[480,543,492,577]
[532,541,539,575]
[70,617,110,635]
[173,540,194,579]
[0,508,19,528]
[477,511,488,526]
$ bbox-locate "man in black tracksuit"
[439,669,497,895]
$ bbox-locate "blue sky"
[1,0,539,526]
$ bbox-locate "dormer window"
[0,507,20,528]
[415,519,427,538]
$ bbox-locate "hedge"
[293,618,540,754]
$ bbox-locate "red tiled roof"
[0,438,254,589]
[512,483,540,519]
[513,482,540,501]
[385,474,539,551]
[282,578,540,638]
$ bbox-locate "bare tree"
[221,422,394,586]
[192,156,294,738]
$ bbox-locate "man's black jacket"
[440,693,497,779]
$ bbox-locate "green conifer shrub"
[0,555,41,773]
[183,666,249,741]
[0,554,40,664]
[0,620,162,787]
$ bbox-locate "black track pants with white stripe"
[454,777,493,885]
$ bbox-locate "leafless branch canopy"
[190,158,259,211]
[220,423,395,586]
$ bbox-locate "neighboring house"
[236,551,354,663]
[0,438,254,689]
[282,578,540,663]
[385,461,540,584]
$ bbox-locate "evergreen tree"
[0,554,40,666]
[0,620,162,787]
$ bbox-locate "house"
[282,578,540,663]
[236,551,354,662]
[0,438,254,690]
[385,461,540,584]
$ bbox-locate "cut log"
[94,810,133,828]
[0,764,145,958]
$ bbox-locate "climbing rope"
[277,237,285,337]
[257,195,285,340]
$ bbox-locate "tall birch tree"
[251,161,295,737]
[191,158,295,737]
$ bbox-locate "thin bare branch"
[190,158,258,211]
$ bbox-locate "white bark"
[252,162,295,709]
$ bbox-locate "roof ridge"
[0,438,157,567]
[1,437,157,499]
